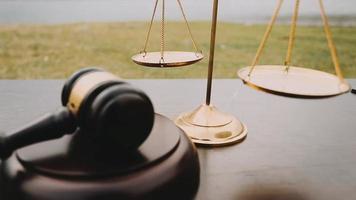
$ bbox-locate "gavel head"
[61,68,155,151]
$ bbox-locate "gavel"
[0,68,155,160]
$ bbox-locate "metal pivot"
[132,0,204,68]
[175,0,247,147]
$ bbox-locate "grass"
[0,22,355,79]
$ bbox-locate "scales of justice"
[132,0,350,147]
[132,0,247,146]
[0,0,351,199]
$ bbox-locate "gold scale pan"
[132,0,204,68]
[238,0,351,98]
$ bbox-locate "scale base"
[238,65,350,98]
[175,104,247,147]
[132,51,204,68]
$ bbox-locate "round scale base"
[175,104,247,147]
[132,51,204,68]
[238,65,350,98]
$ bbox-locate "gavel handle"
[0,108,77,160]
[352,89,356,94]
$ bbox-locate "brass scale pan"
[239,65,350,98]
[132,0,204,68]
[238,0,350,98]
[132,51,204,68]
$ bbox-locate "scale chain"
[160,0,165,62]
[142,0,159,55]
[319,0,345,82]
[177,0,201,54]
[249,0,345,81]
[248,0,284,76]
[285,0,300,71]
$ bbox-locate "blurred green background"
[0,22,355,79]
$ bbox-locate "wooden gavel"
[0,68,155,160]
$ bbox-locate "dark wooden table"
[1,79,356,200]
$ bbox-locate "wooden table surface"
[0,79,355,200]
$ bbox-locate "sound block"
[0,114,200,200]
